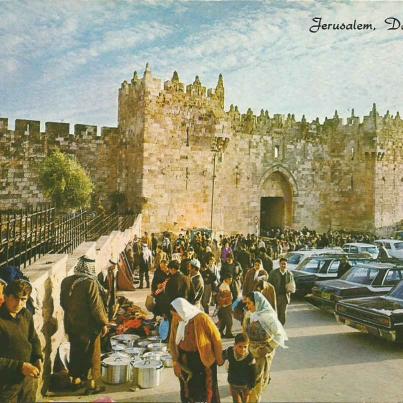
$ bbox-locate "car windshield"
[389,281,403,299]
[296,258,327,273]
[286,253,303,265]
[362,247,378,254]
[340,266,379,285]
[394,242,403,250]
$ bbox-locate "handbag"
[285,277,296,294]
[145,294,156,312]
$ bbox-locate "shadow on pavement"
[272,330,403,373]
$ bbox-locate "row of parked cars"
[282,241,403,344]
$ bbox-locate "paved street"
[47,292,403,402]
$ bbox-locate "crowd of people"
[0,226,378,403]
[139,229,299,403]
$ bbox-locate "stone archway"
[259,165,298,230]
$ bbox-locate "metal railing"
[0,206,135,270]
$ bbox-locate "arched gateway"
[259,165,298,231]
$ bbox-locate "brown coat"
[169,312,223,368]
[261,282,277,311]
[243,268,268,296]
[60,275,108,337]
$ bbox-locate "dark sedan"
[335,280,403,342]
[306,262,403,312]
[292,253,372,296]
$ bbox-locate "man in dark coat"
[189,259,204,309]
[151,259,169,317]
[60,255,108,394]
[200,256,217,314]
[0,280,43,402]
[337,256,352,278]
[258,247,273,276]
[221,254,242,301]
[164,260,195,310]
[268,257,295,325]
[235,244,252,277]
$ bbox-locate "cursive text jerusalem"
[309,17,375,33]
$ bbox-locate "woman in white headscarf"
[243,291,288,403]
[169,298,223,403]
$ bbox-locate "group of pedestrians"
[147,230,297,403]
[148,227,373,402]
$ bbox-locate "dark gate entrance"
[260,197,285,233]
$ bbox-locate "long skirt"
[248,343,276,403]
[178,349,220,403]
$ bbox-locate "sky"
[1,0,403,130]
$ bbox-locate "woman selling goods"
[169,298,223,403]
[243,292,287,403]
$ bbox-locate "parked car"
[335,279,403,343]
[272,247,343,270]
[306,262,403,312]
[342,243,379,259]
[291,253,372,296]
[374,239,403,260]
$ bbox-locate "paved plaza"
[47,289,403,403]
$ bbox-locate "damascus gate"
[1,64,402,235]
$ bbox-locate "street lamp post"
[210,135,229,232]
[210,151,217,231]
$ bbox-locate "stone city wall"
[23,214,141,396]
[0,117,122,210]
[1,64,402,234]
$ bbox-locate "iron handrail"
[0,206,135,270]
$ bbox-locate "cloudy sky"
[1,0,402,129]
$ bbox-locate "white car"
[273,247,344,270]
[342,243,378,259]
[374,239,403,260]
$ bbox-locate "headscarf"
[248,291,288,348]
[171,298,202,345]
[69,256,104,296]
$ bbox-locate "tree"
[38,150,94,211]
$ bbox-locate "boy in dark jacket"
[224,333,256,403]
[0,280,43,402]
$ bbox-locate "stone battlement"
[118,65,402,142]
[0,117,118,139]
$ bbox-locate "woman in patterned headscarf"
[243,291,288,403]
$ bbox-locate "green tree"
[38,150,94,211]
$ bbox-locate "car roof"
[303,253,371,260]
[288,248,343,254]
[375,239,403,244]
[353,262,402,270]
[343,243,377,247]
